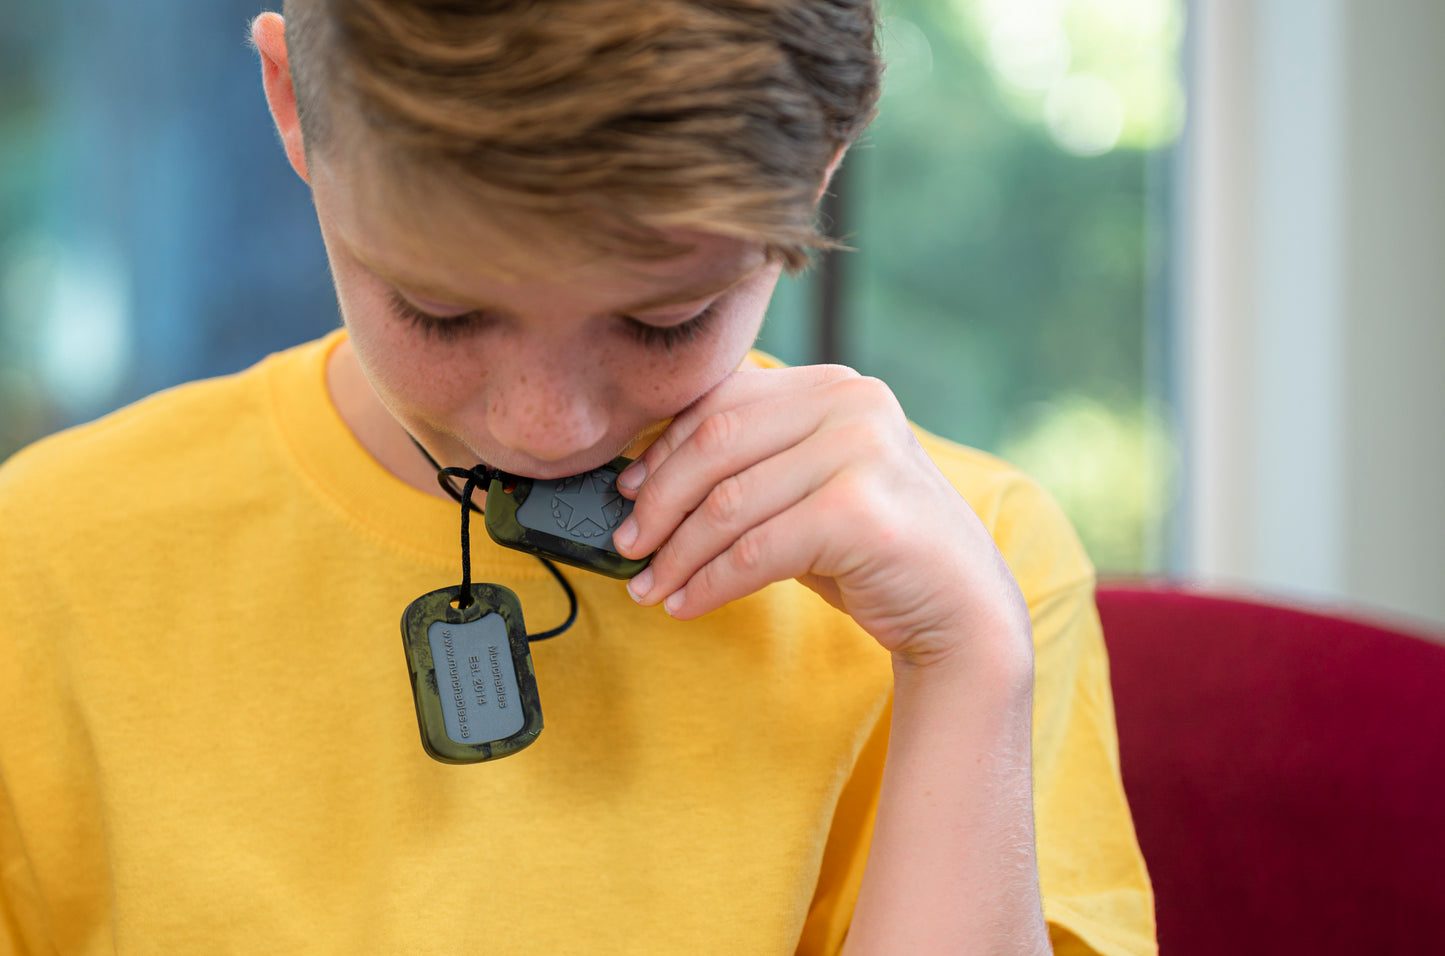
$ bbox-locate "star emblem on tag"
[548,469,626,539]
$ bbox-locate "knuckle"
[824,467,879,517]
[702,474,746,527]
[692,409,739,459]
[839,418,892,459]
[844,374,900,410]
[819,363,861,383]
[728,528,768,576]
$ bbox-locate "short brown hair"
[281,0,881,270]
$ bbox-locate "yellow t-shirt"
[0,332,1154,955]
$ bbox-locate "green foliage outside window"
[759,0,1184,574]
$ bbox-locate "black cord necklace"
[398,433,653,763]
[410,436,578,642]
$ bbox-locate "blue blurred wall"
[23,0,336,419]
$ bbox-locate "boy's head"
[280,0,880,270]
[254,1,881,478]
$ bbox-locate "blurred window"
[0,0,337,462]
[759,0,1186,575]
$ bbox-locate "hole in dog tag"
[400,584,543,763]
[484,456,652,579]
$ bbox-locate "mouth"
[462,433,663,483]
[492,459,615,482]
[418,421,671,484]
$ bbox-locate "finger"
[616,386,839,560]
[626,431,845,605]
[656,485,844,620]
[623,373,908,560]
[618,364,858,495]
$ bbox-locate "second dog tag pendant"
[484,457,651,579]
[399,583,543,763]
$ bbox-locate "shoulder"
[2,364,258,504]
[4,368,253,485]
[0,337,324,546]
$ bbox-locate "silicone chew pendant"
[400,583,543,763]
[484,456,652,579]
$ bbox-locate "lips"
[456,442,630,482]
[455,417,674,481]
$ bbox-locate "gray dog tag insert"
[400,583,543,763]
[483,457,652,579]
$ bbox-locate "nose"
[485,350,609,464]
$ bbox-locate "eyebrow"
[353,248,761,316]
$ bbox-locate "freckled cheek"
[378,345,490,423]
[617,342,744,423]
[666,300,767,409]
[338,283,483,418]
[381,354,488,422]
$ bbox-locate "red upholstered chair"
[1095,583,1445,956]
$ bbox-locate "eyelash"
[385,290,490,342]
[384,289,719,350]
[625,304,719,350]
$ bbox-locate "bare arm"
[844,641,1050,954]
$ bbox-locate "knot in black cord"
[414,438,578,641]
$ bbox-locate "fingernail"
[617,460,647,491]
[612,516,638,553]
[627,567,653,603]
[663,588,686,617]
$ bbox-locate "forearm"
[843,632,1051,955]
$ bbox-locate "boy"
[0,1,1154,953]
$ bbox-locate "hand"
[611,365,1031,666]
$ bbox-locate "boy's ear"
[251,13,310,184]
[815,146,848,204]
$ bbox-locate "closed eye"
[385,289,493,341]
[624,304,719,351]
[386,286,719,350]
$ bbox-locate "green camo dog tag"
[400,584,543,763]
[484,457,652,579]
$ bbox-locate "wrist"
[890,618,1034,696]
